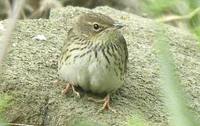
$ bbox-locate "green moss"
[0,94,13,113]
[0,94,13,124]
[128,116,148,126]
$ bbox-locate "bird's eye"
[93,24,100,30]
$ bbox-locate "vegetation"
[0,94,13,125]
[0,0,199,40]
[154,25,199,126]
[142,0,200,41]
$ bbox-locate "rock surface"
[0,6,200,126]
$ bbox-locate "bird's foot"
[62,83,80,98]
[88,94,116,113]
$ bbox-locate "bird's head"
[73,12,124,41]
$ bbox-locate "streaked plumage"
[58,12,128,110]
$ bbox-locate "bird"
[58,12,128,111]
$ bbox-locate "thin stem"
[0,0,25,66]
[156,7,200,23]
[1,123,34,126]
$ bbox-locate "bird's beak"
[113,22,125,29]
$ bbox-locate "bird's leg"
[62,83,71,94]
[71,84,80,97]
[62,82,80,97]
[88,94,116,113]
[102,94,111,109]
[100,94,116,113]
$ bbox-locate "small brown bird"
[58,12,128,111]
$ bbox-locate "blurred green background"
[0,0,200,40]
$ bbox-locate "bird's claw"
[62,83,80,98]
[88,95,116,113]
[71,85,80,98]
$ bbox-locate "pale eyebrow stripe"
[87,22,95,25]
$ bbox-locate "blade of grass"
[0,0,25,125]
[156,7,200,22]
[0,0,25,66]
[154,24,199,126]
[128,21,199,125]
